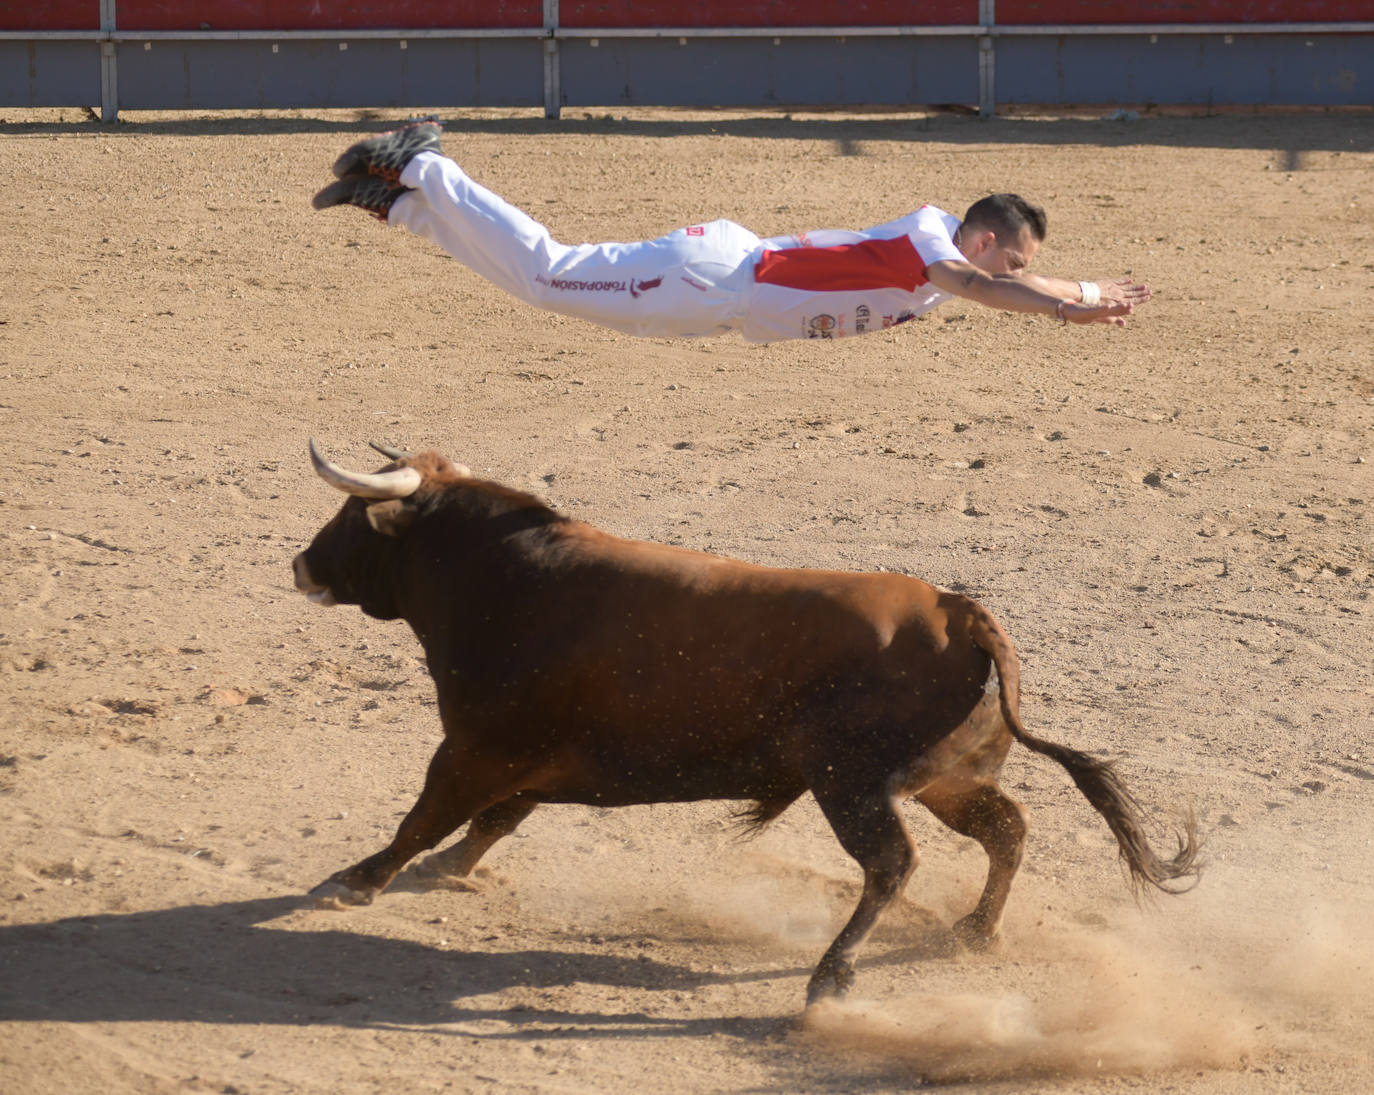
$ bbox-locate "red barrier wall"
[0,1,97,29]
[7,0,1370,32]
[999,0,1374,23]
[112,2,541,31]
[559,1,979,27]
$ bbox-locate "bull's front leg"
[414,794,538,888]
[312,737,503,907]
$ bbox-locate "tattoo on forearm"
[960,271,977,288]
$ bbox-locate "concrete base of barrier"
[2,28,1370,119]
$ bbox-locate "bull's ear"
[365,498,417,537]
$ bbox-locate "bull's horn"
[369,441,409,461]
[308,438,422,499]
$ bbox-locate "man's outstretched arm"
[926,260,1150,327]
[1020,272,1152,311]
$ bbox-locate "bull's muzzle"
[293,552,337,607]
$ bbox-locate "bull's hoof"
[804,962,855,1007]
[310,880,375,909]
[952,914,1001,953]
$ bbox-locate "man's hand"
[1100,277,1152,308]
[1061,279,1151,327]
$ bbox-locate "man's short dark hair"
[961,193,1047,243]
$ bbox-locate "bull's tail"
[966,601,1202,896]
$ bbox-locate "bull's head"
[292,439,469,619]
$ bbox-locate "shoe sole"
[311,178,400,218]
[331,120,443,181]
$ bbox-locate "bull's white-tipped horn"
[308,438,422,499]
[369,441,409,461]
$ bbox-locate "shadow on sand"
[0,893,954,1042]
[1,107,1370,157]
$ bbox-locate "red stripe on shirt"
[753,235,928,291]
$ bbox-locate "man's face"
[963,224,1040,276]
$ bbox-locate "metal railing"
[3,4,1370,121]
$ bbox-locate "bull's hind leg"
[313,737,528,907]
[806,785,917,1005]
[917,780,1028,950]
[414,794,537,887]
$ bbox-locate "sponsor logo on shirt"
[882,311,917,329]
[534,273,664,297]
[686,226,705,236]
[855,304,871,334]
[807,314,839,339]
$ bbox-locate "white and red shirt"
[738,205,963,342]
[394,154,966,343]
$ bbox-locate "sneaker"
[331,116,443,185]
[311,175,407,221]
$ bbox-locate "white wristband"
[1078,281,1101,307]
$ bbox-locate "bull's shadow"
[0,894,951,1037]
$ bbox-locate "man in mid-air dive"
[313,118,1151,342]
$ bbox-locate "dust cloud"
[798,862,1374,1082]
[510,805,1371,1083]
[800,939,1256,1082]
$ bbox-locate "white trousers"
[391,152,760,338]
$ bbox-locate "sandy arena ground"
[1,105,1372,1094]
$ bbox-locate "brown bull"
[292,440,1199,1005]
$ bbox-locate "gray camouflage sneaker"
[311,174,407,221]
[330,116,443,185]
